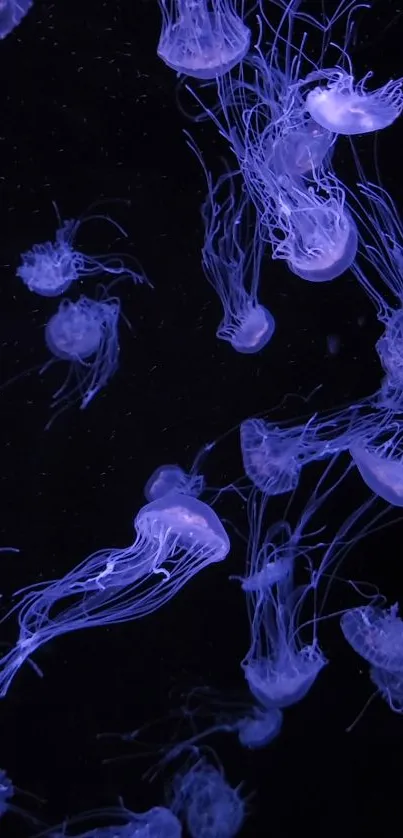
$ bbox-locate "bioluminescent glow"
[0,493,229,696]
[157,0,250,79]
[16,204,148,297]
[169,752,246,838]
[0,0,32,38]
[305,68,403,136]
[186,133,274,353]
[43,293,121,427]
[340,604,403,672]
[370,666,403,715]
[44,804,182,838]
[145,463,205,502]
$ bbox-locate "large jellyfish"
[340,604,403,673]
[157,0,250,79]
[186,133,275,353]
[304,68,403,136]
[0,0,32,38]
[16,203,148,297]
[169,752,246,838]
[0,492,230,696]
[42,292,121,428]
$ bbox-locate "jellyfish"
[185,133,274,353]
[340,604,403,673]
[304,68,403,136]
[0,492,230,696]
[0,769,43,827]
[145,464,205,502]
[16,203,148,297]
[370,666,403,715]
[42,293,121,427]
[350,442,403,507]
[169,752,246,838]
[157,0,250,80]
[0,0,32,38]
[43,804,182,838]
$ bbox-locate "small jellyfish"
[42,293,121,427]
[145,464,205,502]
[0,493,230,696]
[186,133,274,354]
[0,0,32,39]
[169,753,246,838]
[305,68,403,135]
[340,604,403,673]
[157,0,250,79]
[235,704,283,749]
[240,418,303,496]
[16,203,148,297]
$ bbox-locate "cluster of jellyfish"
[2,0,403,835]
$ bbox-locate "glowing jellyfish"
[45,805,182,838]
[340,604,403,673]
[370,666,403,715]
[0,769,42,827]
[0,0,32,38]
[350,443,403,507]
[186,133,274,353]
[42,293,121,427]
[240,418,303,496]
[269,116,334,179]
[235,704,283,748]
[169,753,246,838]
[157,0,250,80]
[305,69,403,135]
[145,464,205,502]
[0,493,230,696]
[16,204,148,297]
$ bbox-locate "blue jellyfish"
[350,441,403,507]
[169,752,246,838]
[186,133,275,353]
[0,769,43,828]
[42,292,121,427]
[44,804,182,838]
[0,493,230,696]
[370,666,403,715]
[145,464,205,502]
[0,0,32,38]
[304,68,403,136]
[340,604,403,673]
[16,203,148,297]
[157,0,250,80]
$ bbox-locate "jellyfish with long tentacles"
[16,202,149,297]
[157,0,250,80]
[41,804,182,838]
[0,492,230,697]
[169,751,246,838]
[186,133,275,352]
[340,604,403,673]
[239,454,389,710]
[42,292,122,429]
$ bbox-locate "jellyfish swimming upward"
[157,0,250,79]
[0,490,230,696]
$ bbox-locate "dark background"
[0,0,402,835]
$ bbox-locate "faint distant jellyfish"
[0,0,32,38]
[0,493,230,696]
[0,769,41,827]
[157,0,250,79]
[16,206,148,297]
[350,443,403,507]
[43,294,120,425]
[305,69,403,135]
[145,464,205,502]
[170,754,246,838]
[340,604,403,673]
[45,805,182,838]
[240,419,302,496]
[269,117,334,178]
[236,704,283,749]
[186,134,275,353]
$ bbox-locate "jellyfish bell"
[236,705,283,748]
[136,492,230,559]
[243,645,326,709]
[285,206,358,283]
[144,464,205,502]
[157,0,251,80]
[170,754,246,838]
[340,604,403,673]
[270,118,334,178]
[370,666,403,715]
[45,298,107,361]
[224,303,275,354]
[305,70,403,136]
[240,418,301,496]
[350,444,403,507]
